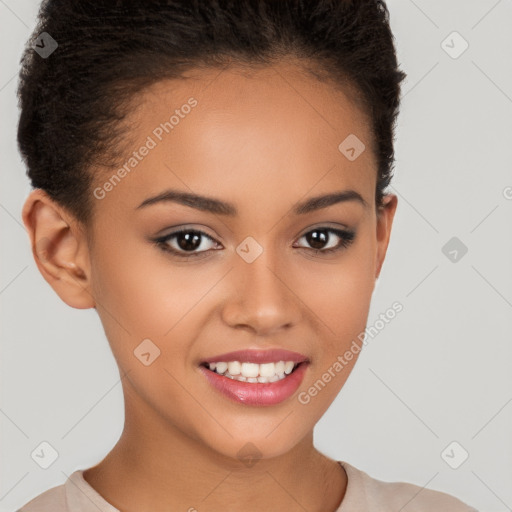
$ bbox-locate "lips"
[199,349,309,406]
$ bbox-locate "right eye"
[154,228,222,258]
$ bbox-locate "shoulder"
[16,480,67,512]
[339,461,478,512]
[16,469,120,512]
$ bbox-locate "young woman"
[16,1,478,510]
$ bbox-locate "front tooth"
[241,362,259,378]
[274,361,285,374]
[247,377,258,383]
[259,362,275,377]
[227,361,241,375]
[284,361,295,374]
[215,362,228,374]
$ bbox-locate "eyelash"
[153,226,356,260]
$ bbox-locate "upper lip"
[201,349,309,365]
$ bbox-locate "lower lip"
[199,363,308,406]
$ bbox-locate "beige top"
[17,460,478,511]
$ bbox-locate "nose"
[221,247,302,337]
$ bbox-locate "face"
[24,61,397,462]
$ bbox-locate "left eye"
[293,227,355,254]
[154,226,355,259]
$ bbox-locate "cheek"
[300,246,375,343]
[298,254,374,411]
[91,236,202,331]
[89,235,225,379]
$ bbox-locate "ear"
[21,188,96,309]
[374,193,398,279]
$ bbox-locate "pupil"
[307,229,328,249]
[178,232,201,251]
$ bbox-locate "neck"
[83,381,347,512]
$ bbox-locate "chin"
[201,423,310,466]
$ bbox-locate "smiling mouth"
[200,360,304,384]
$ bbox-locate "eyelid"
[155,224,219,240]
[295,222,351,238]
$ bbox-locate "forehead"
[95,61,376,217]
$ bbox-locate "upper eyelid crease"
[137,189,368,215]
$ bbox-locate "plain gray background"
[1,1,511,511]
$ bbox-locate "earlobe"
[375,193,398,280]
[21,189,95,309]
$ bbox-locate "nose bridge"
[221,242,301,335]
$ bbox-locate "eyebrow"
[136,188,369,215]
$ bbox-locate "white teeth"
[228,361,241,375]
[284,361,294,374]
[274,361,285,374]
[241,362,259,378]
[206,360,300,382]
[259,362,275,377]
[215,362,228,374]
